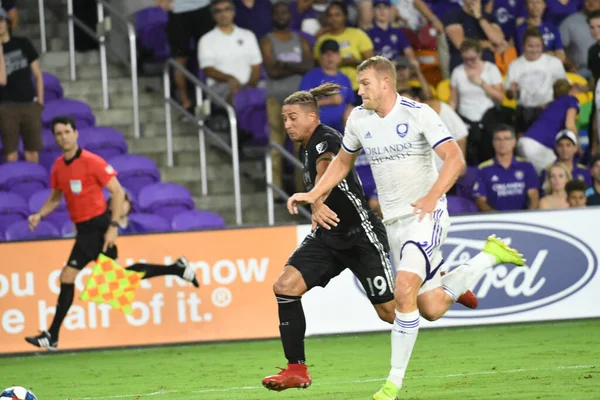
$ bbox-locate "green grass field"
[2,319,598,399]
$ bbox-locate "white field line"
[72,364,595,399]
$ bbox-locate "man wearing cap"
[517,79,579,174]
[473,124,540,212]
[0,6,44,164]
[586,154,600,205]
[299,39,355,133]
[365,0,417,65]
[540,130,592,191]
[198,0,263,104]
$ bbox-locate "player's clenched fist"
[28,213,42,231]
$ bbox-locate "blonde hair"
[357,55,397,88]
[283,82,342,111]
[545,163,573,194]
[553,79,571,99]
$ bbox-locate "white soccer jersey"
[342,95,453,221]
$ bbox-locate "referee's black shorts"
[287,222,395,305]
[66,212,117,270]
[166,5,214,58]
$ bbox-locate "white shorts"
[386,206,451,294]
[516,137,557,175]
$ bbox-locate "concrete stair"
[26,1,303,227]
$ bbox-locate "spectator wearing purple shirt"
[585,153,600,205]
[516,0,566,64]
[545,0,583,26]
[289,0,328,36]
[484,0,526,41]
[539,130,592,190]
[365,0,416,64]
[300,39,355,133]
[444,0,507,71]
[234,0,273,39]
[517,79,578,173]
[473,124,540,211]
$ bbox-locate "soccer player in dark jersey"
[262,83,397,391]
[24,116,199,351]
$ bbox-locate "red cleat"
[441,271,478,309]
[262,363,312,391]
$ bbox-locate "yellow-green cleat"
[373,380,399,400]
[483,234,526,266]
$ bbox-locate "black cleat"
[176,257,199,288]
[25,331,58,351]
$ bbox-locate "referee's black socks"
[276,294,306,364]
[126,262,183,279]
[49,283,75,340]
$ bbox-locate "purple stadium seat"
[135,7,170,61]
[5,220,60,241]
[0,192,29,233]
[29,188,70,230]
[61,220,75,237]
[128,212,171,232]
[446,195,478,215]
[456,166,478,199]
[42,98,95,130]
[108,154,160,196]
[171,209,226,231]
[78,127,128,161]
[0,162,49,200]
[39,72,64,103]
[233,88,269,146]
[138,183,195,221]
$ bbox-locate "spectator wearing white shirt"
[198,0,263,103]
[449,39,505,165]
[506,27,566,135]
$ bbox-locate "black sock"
[276,294,306,364]
[126,263,183,280]
[48,283,75,339]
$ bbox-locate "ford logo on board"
[442,221,597,318]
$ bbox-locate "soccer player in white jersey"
[287,56,526,400]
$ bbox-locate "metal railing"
[163,59,243,226]
[265,142,311,225]
[38,0,47,53]
[64,0,141,138]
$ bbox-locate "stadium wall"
[1,209,599,354]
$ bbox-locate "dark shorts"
[166,6,214,58]
[515,105,543,134]
[0,102,43,153]
[287,223,395,305]
[67,213,117,270]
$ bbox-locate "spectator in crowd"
[108,193,147,235]
[515,0,566,63]
[261,1,313,194]
[0,0,17,30]
[449,39,504,165]
[157,0,214,114]
[198,0,262,104]
[546,0,584,26]
[395,56,432,100]
[566,179,588,207]
[559,0,600,78]
[0,7,43,163]
[473,125,540,212]
[289,0,328,36]
[300,39,355,133]
[539,163,572,209]
[506,28,566,135]
[484,0,526,42]
[517,79,579,174]
[394,0,445,32]
[587,9,600,83]
[539,130,592,190]
[366,0,417,65]
[234,0,272,39]
[313,2,373,98]
[399,87,469,171]
[444,0,507,72]
[585,153,600,204]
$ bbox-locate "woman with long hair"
[539,163,572,209]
